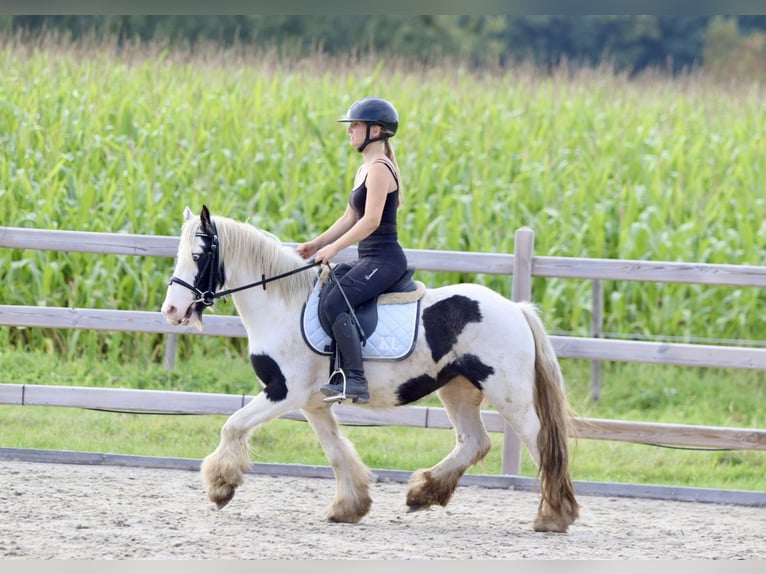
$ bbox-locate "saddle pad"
[301,280,420,361]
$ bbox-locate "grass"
[1,347,763,491]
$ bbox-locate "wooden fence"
[1,224,765,487]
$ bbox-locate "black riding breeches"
[319,254,407,328]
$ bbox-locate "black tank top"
[348,159,400,240]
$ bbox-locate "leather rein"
[167,225,320,309]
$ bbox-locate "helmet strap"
[356,124,388,152]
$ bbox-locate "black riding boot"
[320,312,370,404]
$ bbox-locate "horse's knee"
[220,416,247,442]
[406,469,460,510]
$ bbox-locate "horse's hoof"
[406,504,430,513]
[212,490,236,510]
[533,515,569,533]
[326,510,364,524]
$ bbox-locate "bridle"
[167,222,320,309]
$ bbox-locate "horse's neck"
[220,225,312,338]
[231,290,293,334]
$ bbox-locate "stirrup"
[321,368,348,404]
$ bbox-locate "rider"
[296,97,408,404]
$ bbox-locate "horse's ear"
[200,205,213,232]
[183,206,194,221]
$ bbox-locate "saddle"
[301,264,425,360]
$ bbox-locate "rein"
[169,259,320,308]
[214,259,320,300]
[168,223,320,308]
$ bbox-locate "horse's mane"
[182,214,317,305]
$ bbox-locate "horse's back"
[421,282,531,328]
[423,282,515,305]
[418,282,537,360]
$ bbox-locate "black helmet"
[338,97,399,138]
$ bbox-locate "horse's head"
[161,205,226,330]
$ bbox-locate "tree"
[9,15,766,77]
[703,16,766,81]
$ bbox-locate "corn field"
[1,35,765,361]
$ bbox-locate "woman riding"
[296,97,408,404]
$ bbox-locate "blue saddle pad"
[301,280,421,361]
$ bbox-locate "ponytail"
[384,139,403,206]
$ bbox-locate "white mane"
[181,214,317,305]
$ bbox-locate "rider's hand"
[296,241,318,260]
[314,243,340,265]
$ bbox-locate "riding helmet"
[337,97,399,137]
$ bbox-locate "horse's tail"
[518,301,580,532]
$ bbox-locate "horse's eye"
[192,253,201,262]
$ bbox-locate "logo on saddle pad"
[301,277,425,361]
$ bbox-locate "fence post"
[164,333,179,370]
[591,279,603,401]
[163,254,180,371]
[502,226,535,475]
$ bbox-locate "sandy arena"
[1,459,764,559]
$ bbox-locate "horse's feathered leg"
[201,390,312,510]
[406,376,491,511]
[301,403,373,523]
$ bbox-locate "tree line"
[4,15,766,76]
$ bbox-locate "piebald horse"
[160,206,579,532]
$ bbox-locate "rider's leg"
[321,312,369,404]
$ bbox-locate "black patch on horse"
[250,353,288,402]
[396,374,441,405]
[437,354,495,390]
[422,295,483,363]
[395,353,494,405]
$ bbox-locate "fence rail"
[3,305,766,370]
[1,224,765,482]
[5,224,766,284]
[2,383,764,452]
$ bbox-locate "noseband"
[168,222,319,309]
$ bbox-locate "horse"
[160,205,580,532]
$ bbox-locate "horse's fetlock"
[533,512,570,533]
[534,497,578,533]
[200,450,248,511]
[406,469,457,508]
[327,494,372,523]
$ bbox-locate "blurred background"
[4,15,766,80]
